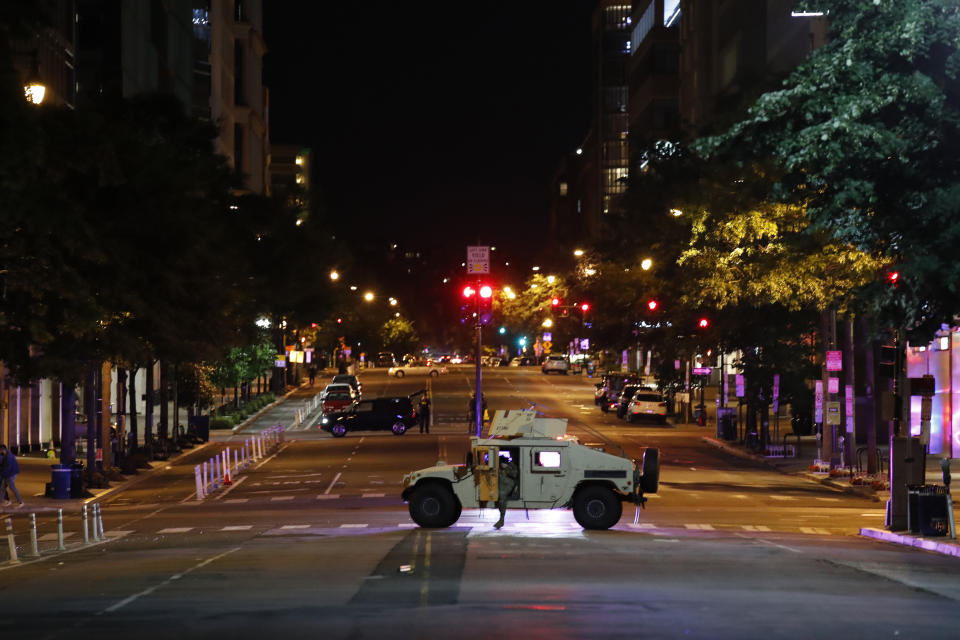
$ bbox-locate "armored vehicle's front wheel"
[392,422,407,435]
[408,484,462,528]
[331,424,347,437]
[572,485,622,530]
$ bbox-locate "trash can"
[907,485,950,536]
[50,464,71,499]
[70,462,85,499]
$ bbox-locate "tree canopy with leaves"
[697,0,960,339]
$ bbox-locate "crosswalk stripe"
[770,495,796,501]
[684,524,715,530]
[815,497,841,502]
[340,524,368,528]
[624,523,657,529]
[731,494,748,499]
[398,523,417,528]
[39,532,76,541]
[280,525,310,530]
[361,493,385,498]
[104,530,133,538]
[270,496,295,502]
[800,526,831,535]
[157,527,193,534]
[225,498,249,503]
[316,494,339,500]
[221,525,253,531]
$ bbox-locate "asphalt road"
[1,366,958,639]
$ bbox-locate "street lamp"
[641,258,652,271]
[364,292,374,302]
[542,318,553,328]
[670,208,683,217]
[23,52,45,105]
[329,270,340,281]
[573,249,584,257]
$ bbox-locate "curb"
[860,527,960,558]
[701,436,883,501]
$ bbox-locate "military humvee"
[401,409,659,530]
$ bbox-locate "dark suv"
[320,393,423,437]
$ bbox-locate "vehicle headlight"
[321,417,329,424]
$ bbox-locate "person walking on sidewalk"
[0,444,24,508]
[418,395,431,434]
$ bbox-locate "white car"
[541,355,570,375]
[388,361,448,378]
[626,391,668,424]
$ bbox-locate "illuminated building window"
[559,182,569,196]
[604,5,632,30]
[664,0,681,27]
[295,155,303,166]
[632,1,656,52]
[604,167,628,194]
[295,174,303,184]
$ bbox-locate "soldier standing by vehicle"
[418,395,431,434]
[493,454,518,529]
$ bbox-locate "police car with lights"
[401,409,659,530]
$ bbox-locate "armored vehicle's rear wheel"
[572,485,622,530]
[409,484,462,528]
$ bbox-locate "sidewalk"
[701,429,960,558]
[1,380,312,517]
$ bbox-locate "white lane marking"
[157,527,193,534]
[97,547,241,615]
[280,525,310,530]
[860,513,885,517]
[324,472,342,495]
[362,493,385,498]
[741,525,772,532]
[816,497,841,502]
[39,532,76,541]
[624,523,657,529]
[398,523,417,528]
[221,525,252,531]
[270,496,295,502]
[317,494,339,500]
[654,539,680,543]
[684,524,715,530]
[225,498,249,504]
[731,494,748,499]
[739,534,802,553]
[213,475,248,500]
[770,495,796,501]
[104,530,133,539]
[340,524,368,529]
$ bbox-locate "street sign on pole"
[826,350,842,372]
[815,380,824,423]
[466,246,490,274]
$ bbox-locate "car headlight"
[321,417,329,424]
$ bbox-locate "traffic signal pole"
[474,278,483,437]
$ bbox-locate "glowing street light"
[573,249,584,257]
[670,208,683,217]
[641,258,652,271]
[542,318,553,328]
[329,270,340,281]
[364,292,375,302]
[546,275,556,284]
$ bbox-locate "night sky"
[263,2,595,269]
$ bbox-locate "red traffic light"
[580,302,590,312]
[462,286,476,298]
[551,297,560,306]
[698,318,710,329]
[336,318,342,324]
[479,285,493,298]
[647,299,658,311]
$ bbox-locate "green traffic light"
[499,327,506,335]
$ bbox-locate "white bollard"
[195,465,205,500]
[27,513,39,558]
[234,448,239,475]
[81,505,90,545]
[91,504,100,542]
[57,509,66,551]
[203,460,209,491]
[4,517,19,565]
[97,504,105,539]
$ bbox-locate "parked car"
[376,352,395,367]
[596,373,639,411]
[323,383,356,400]
[320,394,423,437]
[330,374,361,397]
[387,361,448,377]
[321,390,357,415]
[626,391,668,424]
[541,354,571,375]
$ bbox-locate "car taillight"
[658,402,667,407]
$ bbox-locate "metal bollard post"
[91,504,100,542]
[195,465,205,500]
[96,503,105,539]
[82,504,90,545]
[203,460,209,491]
[234,448,239,476]
[27,513,39,558]
[57,509,66,551]
[4,517,19,565]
